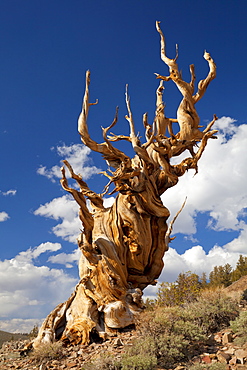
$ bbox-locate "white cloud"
[162,117,247,235]
[0,211,9,222]
[0,318,44,334]
[0,242,78,328]
[37,143,100,182]
[16,242,62,262]
[223,224,247,253]
[103,197,115,208]
[48,248,81,268]
[1,189,17,196]
[34,195,81,243]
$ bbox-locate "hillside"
[224,275,247,300]
[0,330,29,349]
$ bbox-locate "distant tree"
[209,263,232,287]
[199,272,208,289]
[144,298,156,311]
[232,255,247,282]
[157,281,178,306]
[29,325,39,338]
[157,271,201,306]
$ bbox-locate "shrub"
[135,306,206,368]
[230,310,247,345]
[143,297,156,311]
[28,325,39,338]
[120,336,157,370]
[157,271,201,307]
[185,288,239,334]
[30,341,64,364]
[82,337,157,370]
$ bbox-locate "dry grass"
[30,341,64,364]
[223,275,247,300]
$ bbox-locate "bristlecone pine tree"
[33,21,218,348]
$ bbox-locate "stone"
[224,346,236,355]
[214,333,222,343]
[77,348,85,355]
[235,349,247,364]
[201,354,211,363]
[217,351,231,363]
[68,351,78,359]
[113,338,124,346]
[229,355,237,365]
[222,331,233,344]
[66,361,78,368]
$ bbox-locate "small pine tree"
[209,263,232,287]
[157,271,201,306]
[199,272,208,289]
[232,255,247,282]
[29,325,39,338]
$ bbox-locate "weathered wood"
[33,22,217,348]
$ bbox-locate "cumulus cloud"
[0,242,78,331]
[34,195,81,243]
[223,225,247,253]
[37,143,100,182]
[0,211,9,222]
[162,117,247,235]
[48,248,81,268]
[17,242,62,262]
[0,318,44,334]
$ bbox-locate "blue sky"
[0,0,247,332]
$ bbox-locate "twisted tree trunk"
[33,22,217,348]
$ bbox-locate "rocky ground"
[0,330,137,370]
[1,326,247,370]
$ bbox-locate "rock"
[217,351,231,363]
[235,348,247,364]
[4,352,21,359]
[214,333,222,343]
[229,355,237,365]
[224,346,236,355]
[201,354,211,363]
[68,351,78,358]
[66,361,78,368]
[113,338,124,346]
[222,331,233,345]
[77,348,85,355]
[39,364,47,370]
